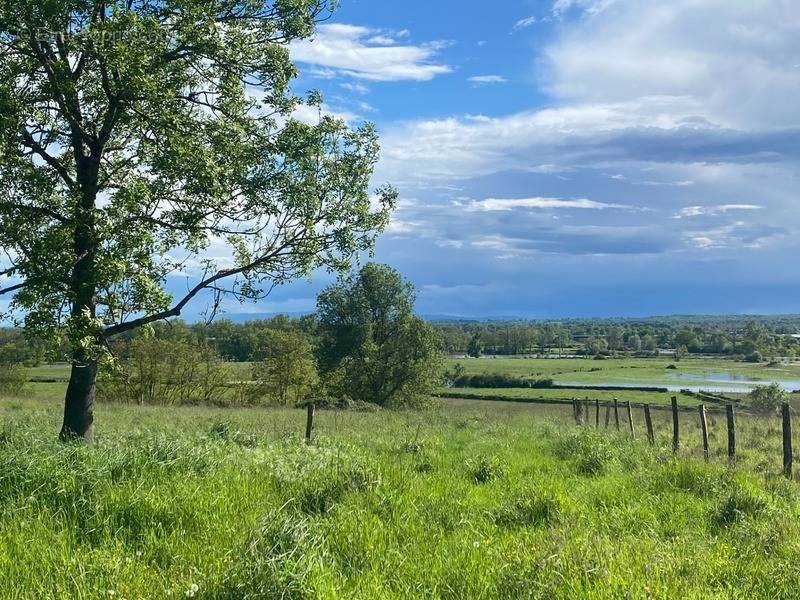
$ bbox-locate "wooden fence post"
[699,404,709,461]
[783,402,793,479]
[726,404,736,462]
[305,402,315,442]
[595,398,600,428]
[671,396,680,454]
[644,404,654,446]
[613,398,620,431]
[604,401,611,428]
[625,401,635,438]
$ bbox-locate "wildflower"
[185,583,199,598]
[473,541,480,548]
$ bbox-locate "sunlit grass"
[2,397,800,597]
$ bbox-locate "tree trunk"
[60,349,98,443]
[61,153,100,442]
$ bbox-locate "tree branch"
[0,201,69,224]
[103,240,295,336]
[19,128,77,188]
[0,282,26,296]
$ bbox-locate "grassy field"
[440,355,800,408]
[447,355,800,385]
[3,396,800,598]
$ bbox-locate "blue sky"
[208,0,800,319]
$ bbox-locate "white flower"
[185,583,199,598]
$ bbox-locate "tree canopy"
[316,263,442,408]
[0,0,395,439]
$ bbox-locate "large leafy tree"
[316,263,442,408]
[0,0,395,441]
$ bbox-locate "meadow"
[442,355,800,408]
[3,394,800,598]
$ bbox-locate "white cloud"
[512,16,538,31]
[290,24,451,82]
[545,0,800,128]
[378,96,724,180]
[465,197,634,212]
[468,75,508,84]
[339,82,370,95]
[553,0,620,17]
[674,204,764,219]
[685,220,784,249]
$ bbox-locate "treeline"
[433,319,800,360]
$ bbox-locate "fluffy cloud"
[544,0,800,128]
[290,24,451,82]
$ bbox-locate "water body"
[557,371,800,393]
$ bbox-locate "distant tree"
[584,336,608,355]
[537,326,555,355]
[0,1,395,441]
[607,326,624,352]
[674,345,688,361]
[252,329,318,406]
[467,332,484,358]
[642,334,657,352]
[555,329,571,357]
[316,264,442,407]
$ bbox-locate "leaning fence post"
[305,402,315,442]
[699,404,709,461]
[595,398,600,428]
[671,396,680,454]
[625,401,635,438]
[644,404,655,445]
[613,398,620,431]
[726,404,736,462]
[783,402,793,479]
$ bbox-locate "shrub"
[745,351,764,363]
[99,338,231,405]
[0,362,28,396]
[747,383,787,414]
[251,329,319,406]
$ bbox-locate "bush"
[745,351,764,363]
[0,362,28,396]
[747,383,787,414]
[99,338,231,405]
[250,329,319,406]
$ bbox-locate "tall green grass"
[2,398,800,598]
